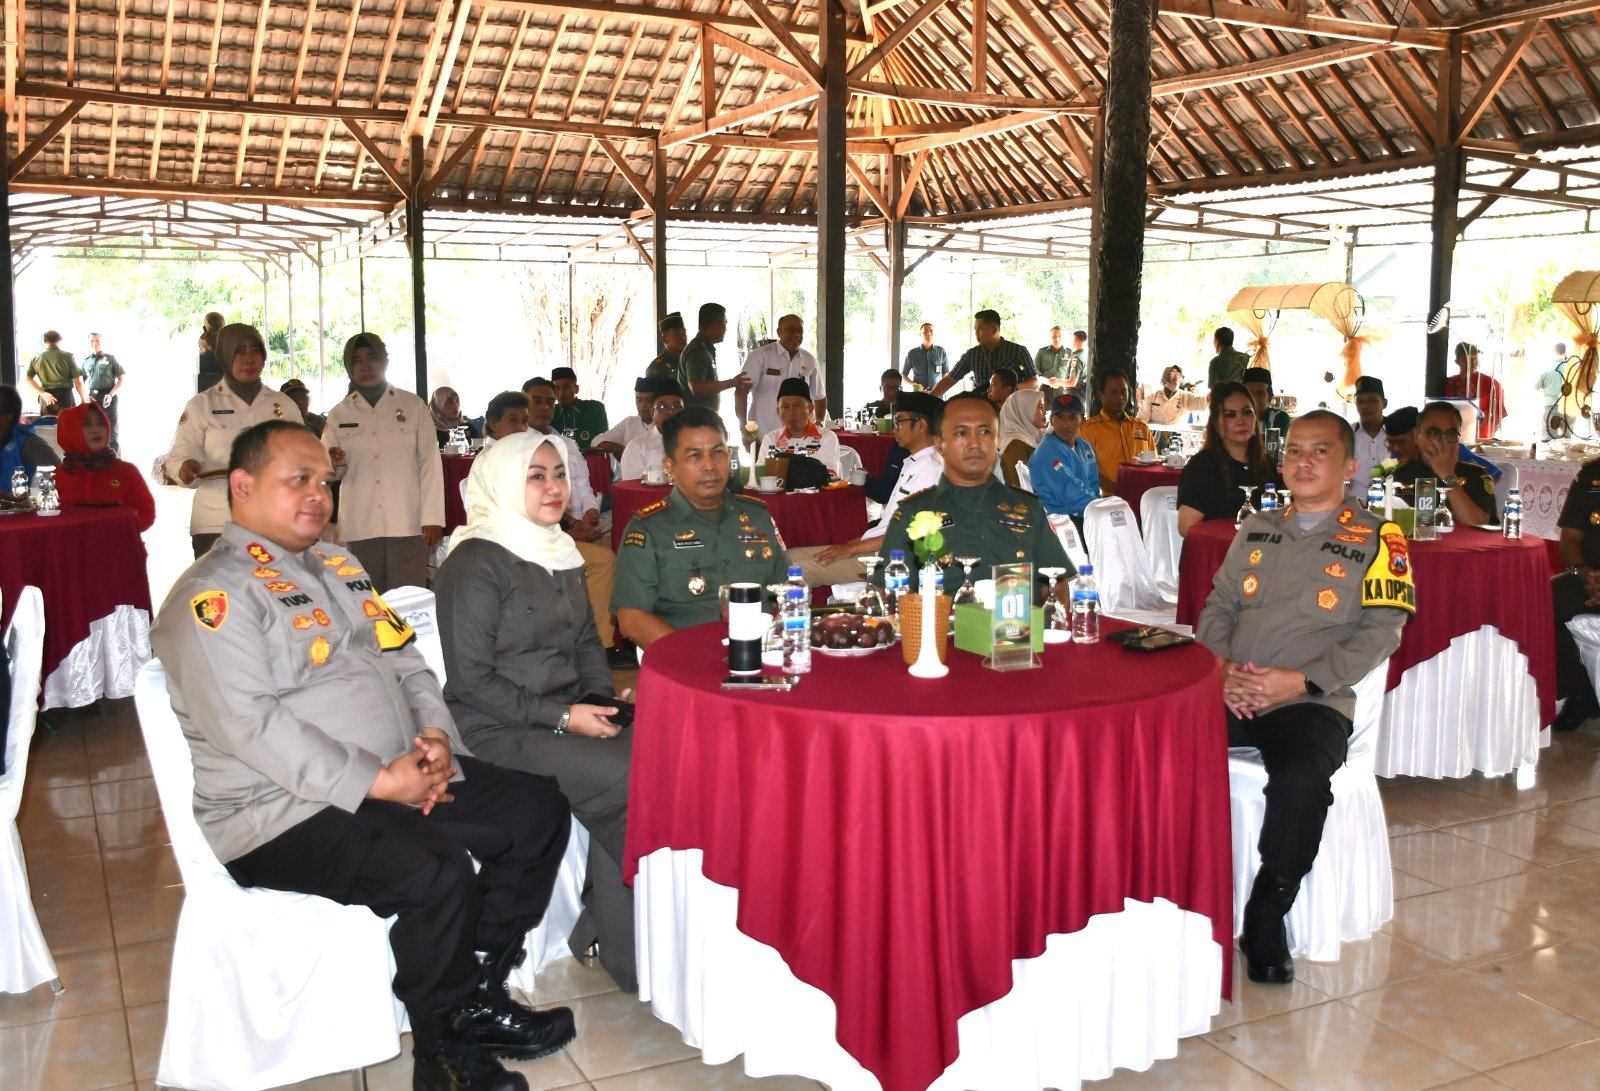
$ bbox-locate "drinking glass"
[857,556,888,617]
[1235,484,1257,528]
[1039,566,1068,632]
[952,556,981,605]
[1435,484,1455,532]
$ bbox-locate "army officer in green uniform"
[877,393,1070,578]
[613,406,790,647]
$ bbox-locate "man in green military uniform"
[25,330,87,414]
[1034,326,1068,381]
[646,312,688,382]
[677,303,750,413]
[550,366,609,451]
[83,332,127,451]
[1208,327,1251,391]
[1389,401,1495,526]
[613,406,790,647]
[877,393,1069,578]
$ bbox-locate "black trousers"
[227,755,571,1015]
[43,386,74,414]
[90,389,119,450]
[1228,703,1352,885]
[1552,573,1600,702]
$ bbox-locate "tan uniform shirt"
[165,383,299,534]
[323,386,445,541]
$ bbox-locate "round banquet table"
[442,451,613,531]
[0,506,153,709]
[1177,519,1557,779]
[835,430,896,477]
[1113,462,1183,520]
[609,479,868,552]
[624,622,1232,1091]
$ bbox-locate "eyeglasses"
[653,402,682,412]
[892,415,917,426]
[1422,427,1461,442]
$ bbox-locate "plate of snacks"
[811,613,898,655]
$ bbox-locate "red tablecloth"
[1177,519,1557,723]
[609,480,868,551]
[836,430,896,476]
[443,451,613,532]
[0,506,152,685]
[623,622,1232,1091]
[1114,462,1183,518]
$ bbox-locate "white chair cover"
[1228,660,1393,961]
[1013,460,1034,493]
[1376,625,1544,779]
[1082,498,1179,628]
[836,445,862,479]
[382,585,591,991]
[1046,514,1090,573]
[39,603,151,711]
[636,847,1221,1090]
[135,661,405,1091]
[1,587,61,996]
[1139,486,1182,604]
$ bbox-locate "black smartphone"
[1122,631,1196,653]
[577,693,635,728]
[720,675,799,691]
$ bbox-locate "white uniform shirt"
[619,427,664,482]
[323,386,445,541]
[868,444,944,537]
[1351,423,1388,495]
[594,415,649,452]
[757,425,841,476]
[529,428,598,518]
[1138,387,1209,425]
[166,382,300,534]
[741,342,825,437]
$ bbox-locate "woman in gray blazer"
[435,431,636,992]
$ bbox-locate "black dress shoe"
[410,1011,529,1091]
[458,946,578,1060]
[606,641,637,668]
[1554,694,1600,732]
[1241,870,1298,985]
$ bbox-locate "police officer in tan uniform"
[612,406,790,647]
[153,420,574,1091]
[1198,410,1413,985]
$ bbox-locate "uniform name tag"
[211,408,234,415]
[672,538,705,549]
[339,422,359,429]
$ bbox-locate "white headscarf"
[446,431,584,571]
[997,388,1045,454]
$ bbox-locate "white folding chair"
[382,586,591,992]
[836,444,862,480]
[1013,460,1034,493]
[1,587,62,997]
[1082,497,1182,630]
[135,660,404,1091]
[1140,486,1182,605]
[1228,659,1394,962]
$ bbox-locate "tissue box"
[954,602,1045,655]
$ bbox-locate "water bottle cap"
[1078,564,1093,575]
[787,566,803,578]
[890,550,905,560]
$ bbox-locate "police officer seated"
[1389,401,1495,527]
[876,393,1069,582]
[1196,411,1414,985]
[612,406,791,648]
[151,420,576,1091]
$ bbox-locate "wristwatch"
[1441,474,1461,488]
[1570,565,1589,580]
[553,706,571,735]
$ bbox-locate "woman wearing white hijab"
[996,387,1046,489]
[435,431,638,992]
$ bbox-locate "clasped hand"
[1220,659,1306,718]
[371,727,456,814]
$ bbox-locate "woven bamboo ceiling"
[5,0,1600,257]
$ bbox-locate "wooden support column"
[0,109,14,387]
[1091,0,1156,406]
[1427,34,1463,398]
[406,133,429,399]
[887,160,906,376]
[1085,104,1107,396]
[653,140,669,339]
[815,0,846,417]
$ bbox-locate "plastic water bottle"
[1260,484,1279,512]
[1070,564,1101,645]
[884,549,912,618]
[9,467,27,498]
[1503,487,1523,540]
[1366,476,1384,511]
[780,587,812,674]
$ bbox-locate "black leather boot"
[409,1010,529,1091]
[1240,869,1299,985]
[457,944,578,1060]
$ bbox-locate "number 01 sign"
[987,562,1039,671]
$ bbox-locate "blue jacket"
[1029,432,1099,518]
[0,421,43,487]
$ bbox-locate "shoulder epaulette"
[636,498,671,518]
[898,485,936,505]
[735,492,770,509]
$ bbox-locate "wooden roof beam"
[739,0,823,84]
[892,109,1052,153]
[850,79,1095,114]
[1457,20,1544,138]
[419,125,486,199]
[845,154,892,217]
[662,85,820,147]
[990,0,1092,99]
[1159,0,1447,49]
[11,175,397,210]
[597,138,656,208]
[1150,43,1399,96]
[8,102,85,180]
[1450,0,1600,33]
[487,0,871,42]
[702,28,817,91]
[848,0,950,81]
[341,119,410,195]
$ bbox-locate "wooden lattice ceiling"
[5,0,1600,250]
